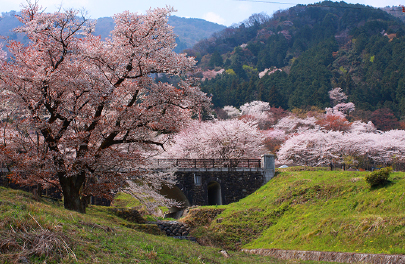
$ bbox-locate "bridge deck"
[156,159,261,168]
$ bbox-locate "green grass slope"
[0,187,289,264]
[196,169,405,254]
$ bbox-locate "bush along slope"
[365,167,392,187]
[190,169,405,254]
[0,187,290,264]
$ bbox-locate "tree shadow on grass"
[369,180,394,190]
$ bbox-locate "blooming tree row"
[161,119,265,159]
[277,128,405,168]
[276,88,405,168]
[209,88,405,169]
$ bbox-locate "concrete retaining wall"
[242,248,405,264]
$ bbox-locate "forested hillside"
[188,1,405,122]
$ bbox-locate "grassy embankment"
[2,168,403,263]
[0,186,292,264]
[188,168,405,255]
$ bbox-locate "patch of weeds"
[78,221,115,233]
[278,166,330,172]
[181,207,225,227]
[0,228,76,263]
[274,184,342,205]
[109,207,146,224]
[110,192,142,208]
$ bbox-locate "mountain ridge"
[0,11,226,53]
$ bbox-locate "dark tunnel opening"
[208,181,222,205]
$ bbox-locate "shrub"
[365,167,392,187]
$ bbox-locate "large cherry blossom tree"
[0,2,209,213]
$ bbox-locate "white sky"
[0,0,402,26]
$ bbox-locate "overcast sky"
[0,0,401,26]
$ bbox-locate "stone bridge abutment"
[160,155,275,217]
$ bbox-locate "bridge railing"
[156,159,261,168]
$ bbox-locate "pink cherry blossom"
[329,87,348,105]
[161,119,266,159]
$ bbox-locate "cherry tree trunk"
[59,172,87,213]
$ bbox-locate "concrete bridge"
[1,155,276,213]
[158,155,275,218]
